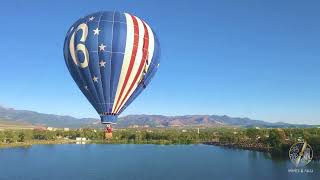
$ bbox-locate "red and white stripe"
[112,13,155,113]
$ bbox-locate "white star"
[93,27,100,36]
[99,60,106,67]
[93,76,99,82]
[99,43,106,51]
[89,16,95,21]
[84,86,89,90]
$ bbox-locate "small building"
[256,136,261,140]
[212,132,218,136]
[63,128,70,131]
[182,129,187,133]
[47,127,53,131]
[297,137,303,142]
[76,137,88,141]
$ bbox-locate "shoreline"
[1,141,319,161]
[0,140,74,149]
[203,141,271,152]
[203,141,320,161]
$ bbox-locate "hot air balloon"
[63,11,160,135]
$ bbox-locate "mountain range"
[0,105,317,128]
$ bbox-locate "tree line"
[0,127,319,157]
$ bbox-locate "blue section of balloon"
[63,11,160,124]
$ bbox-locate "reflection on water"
[76,142,86,144]
[0,144,319,180]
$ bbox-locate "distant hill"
[116,115,316,128]
[0,105,97,128]
[0,105,317,128]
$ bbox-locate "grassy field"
[0,120,37,130]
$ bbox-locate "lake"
[0,144,319,180]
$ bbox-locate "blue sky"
[0,0,319,124]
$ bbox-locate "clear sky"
[0,0,319,124]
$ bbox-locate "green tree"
[246,128,260,139]
[83,128,98,140]
[18,132,25,142]
[219,132,235,143]
[266,129,282,153]
[0,131,5,143]
[5,131,19,143]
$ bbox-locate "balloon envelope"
[63,11,160,124]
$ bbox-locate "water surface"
[0,144,319,180]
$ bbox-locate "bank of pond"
[0,127,319,159]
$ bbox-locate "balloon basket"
[104,124,113,140]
